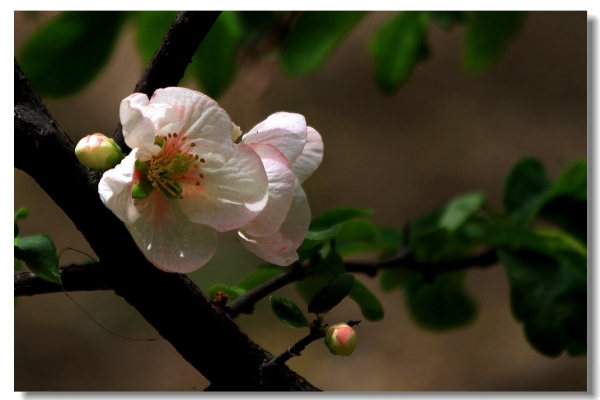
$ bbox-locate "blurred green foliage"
[18,10,526,99]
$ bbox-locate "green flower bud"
[75,133,124,171]
[324,323,357,356]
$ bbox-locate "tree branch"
[14,263,109,297]
[113,11,221,152]
[226,264,305,318]
[14,26,318,391]
[263,320,361,369]
[218,249,499,320]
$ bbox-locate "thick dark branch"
[226,264,305,318]
[113,11,221,151]
[15,55,317,390]
[14,263,109,297]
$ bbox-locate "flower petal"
[293,126,324,184]
[150,87,235,166]
[98,149,140,225]
[241,112,307,163]
[120,93,163,156]
[180,144,269,232]
[238,183,311,266]
[128,191,218,273]
[241,143,295,237]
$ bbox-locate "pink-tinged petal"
[241,112,307,163]
[242,143,295,237]
[120,93,163,156]
[150,87,235,165]
[128,192,218,273]
[238,183,310,266]
[98,150,140,225]
[293,126,324,184]
[180,144,269,232]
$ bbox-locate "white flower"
[98,87,269,273]
[236,113,324,266]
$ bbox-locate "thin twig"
[263,320,361,369]
[14,263,109,297]
[225,264,305,318]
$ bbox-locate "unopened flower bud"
[324,323,357,356]
[75,133,124,170]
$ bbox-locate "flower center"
[135,133,202,199]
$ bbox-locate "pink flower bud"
[75,133,124,171]
[324,323,357,356]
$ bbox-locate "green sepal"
[132,179,154,200]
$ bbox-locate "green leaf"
[296,247,346,303]
[504,157,552,224]
[439,192,485,232]
[463,11,526,73]
[308,273,355,314]
[281,11,368,76]
[270,296,310,328]
[310,207,373,230]
[236,264,287,291]
[135,11,179,63]
[14,235,61,284]
[404,271,478,330]
[498,249,586,356]
[191,11,243,98]
[336,226,402,258]
[208,284,245,301]
[429,11,467,30]
[349,279,384,321]
[305,224,341,241]
[539,160,587,242]
[19,11,128,97]
[379,267,410,292]
[336,219,378,243]
[370,11,430,95]
[14,207,29,222]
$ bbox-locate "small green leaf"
[281,11,368,76]
[547,160,587,202]
[296,247,346,303]
[429,11,467,30]
[308,273,355,314]
[237,264,287,291]
[15,235,61,284]
[404,271,478,330]
[463,11,526,73]
[439,192,485,232]
[349,279,384,321]
[14,207,29,222]
[305,224,341,241]
[208,284,245,301]
[370,11,430,95]
[310,207,373,230]
[379,267,410,292]
[270,296,310,328]
[135,11,179,63]
[504,157,552,225]
[336,226,402,258]
[499,249,586,356]
[19,11,128,97]
[192,11,243,98]
[14,223,19,239]
[336,219,378,243]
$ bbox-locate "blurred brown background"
[14,11,587,391]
